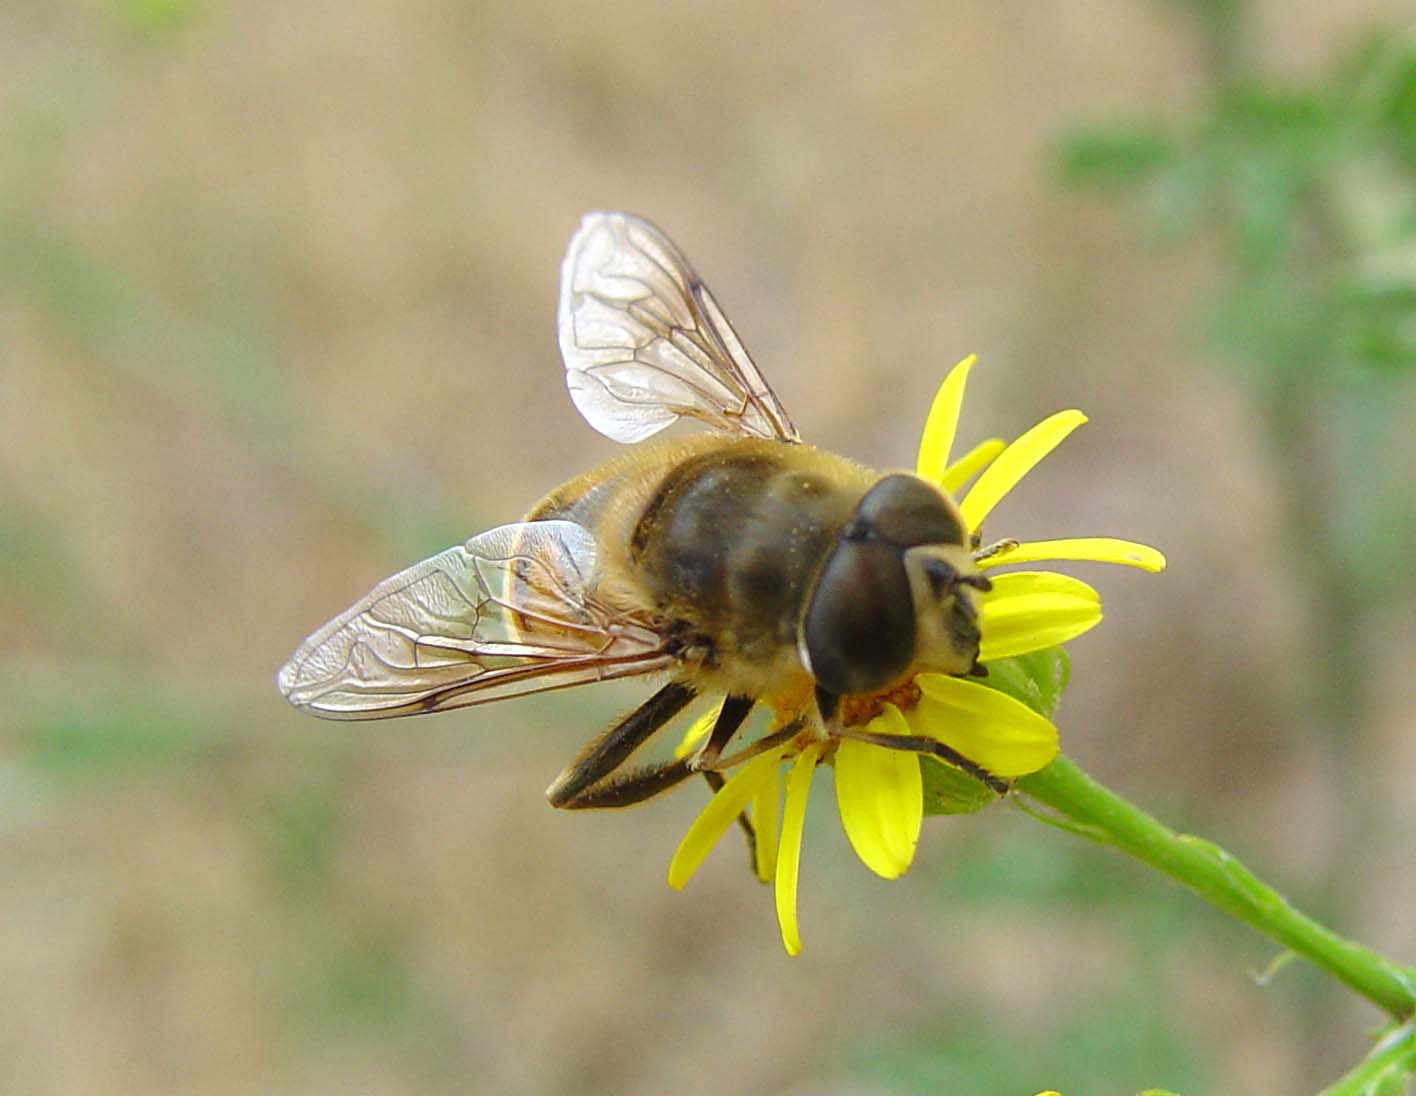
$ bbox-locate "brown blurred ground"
[2,2,1414,1093]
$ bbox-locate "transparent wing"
[557,210,800,444]
[277,520,673,719]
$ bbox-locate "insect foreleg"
[972,537,1019,564]
[832,724,1010,796]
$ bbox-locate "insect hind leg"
[550,692,757,817]
[550,688,771,879]
[556,756,699,808]
[545,682,696,807]
[555,754,763,880]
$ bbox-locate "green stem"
[1016,754,1416,1020]
[1318,1021,1416,1096]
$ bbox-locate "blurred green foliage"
[848,986,1204,1095]
[1047,13,1416,1090]
[1056,30,1416,384]
[106,0,205,36]
[1055,17,1416,719]
[26,701,220,777]
[258,779,348,898]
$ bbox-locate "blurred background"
[4,1,1416,1092]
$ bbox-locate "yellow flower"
[669,355,1166,954]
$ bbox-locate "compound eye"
[854,474,966,547]
[802,539,915,697]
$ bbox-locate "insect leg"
[560,705,786,819]
[701,719,802,771]
[689,695,755,771]
[545,682,697,808]
[972,537,1019,564]
[555,756,697,809]
[554,754,765,874]
[833,725,1010,796]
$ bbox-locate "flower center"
[840,679,922,728]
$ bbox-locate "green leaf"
[919,756,994,816]
[975,647,1071,719]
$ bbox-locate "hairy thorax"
[527,434,878,699]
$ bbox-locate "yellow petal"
[667,748,782,890]
[915,355,978,483]
[959,409,1087,531]
[978,537,1166,573]
[751,764,780,884]
[775,743,823,956]
[978,571,1103,661]
[673,702,722,759]
[833,704,923,879]
[913,674,1059,777]
[938,437,1007,494]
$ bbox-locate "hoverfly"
[278,212,1002,811]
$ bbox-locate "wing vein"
[558,211,798,444]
